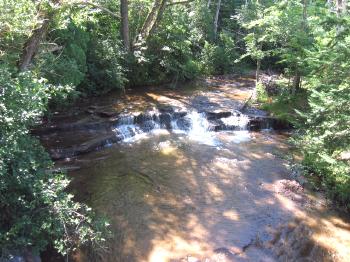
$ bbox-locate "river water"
[42,76,350,262]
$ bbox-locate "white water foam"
[113,109,252,146]
[221,113,250,129]
[186,111,218,146]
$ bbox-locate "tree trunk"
[292,72,301,94]
[134,0,167,47]
[302,0,307,28]
[213,0,222,39]
[120,0,130,51]
[207,0,211,8]
[336,0,347,15]
[254,59,261,100]
[149,0,167,36]
[18,16,50,72]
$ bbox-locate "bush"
[200,33,238,75]
[296,13,350,208]
[37,22,89,88]
[83,36,127,94]
[298,84,350,208]
[0,65,108,256]
[256,82,268,102]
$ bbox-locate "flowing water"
[42,77,350,262]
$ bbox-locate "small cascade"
[115,124,142,141]
[186,111,217,145]
[111,108,257,144]
[221,111,249,130]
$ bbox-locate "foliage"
[2,0,350,256]
[261,91,308,124]
[296,12,350,208]
[0,0,37,66]
[241,0,350,207]
[83,28,127,94]
[127,4,202,86]
[38,22,89,88]
[200,32,238,75]
[255,82,268,103]
[0,65,109,256]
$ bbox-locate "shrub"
[200,33,238,75]
[0,65,108,256]
[37,22,89,88]
[83,36,127,94]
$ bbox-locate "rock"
[97,110,119,118]
[213,247,236,259]
[159,113,172,129]
[205,111,232,120]
[157,105,175,114]
[173,111,187,118]
[85,109,95,114]
[134,113,155,125]
[247,115,292,131]
[140,120,157,132]
[174,118,191,130]
[49,134,122,160]
[262,220,334,262]
[31,120,116,135]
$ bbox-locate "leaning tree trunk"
[120,0,130,51]
[213,0,222,39]
[133,0,167,47]
[18,15,50,72]
[149,0,167,36]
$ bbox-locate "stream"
[39,76,350,262]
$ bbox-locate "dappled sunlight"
[64,118,350,261]
[148,235,209,262]
[146,92,187,110]
[300,213,350,261]
[222,210,240,221]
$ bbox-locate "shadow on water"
[41,76,350,262]
[56,131,350,262]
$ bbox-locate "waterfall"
[112,108,252,144]
[186,111,217,145]
[220,111,249,130]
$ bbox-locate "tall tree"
[120,0,130,51]
[213,0,222,39]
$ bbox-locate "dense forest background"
[0,0,349,258]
